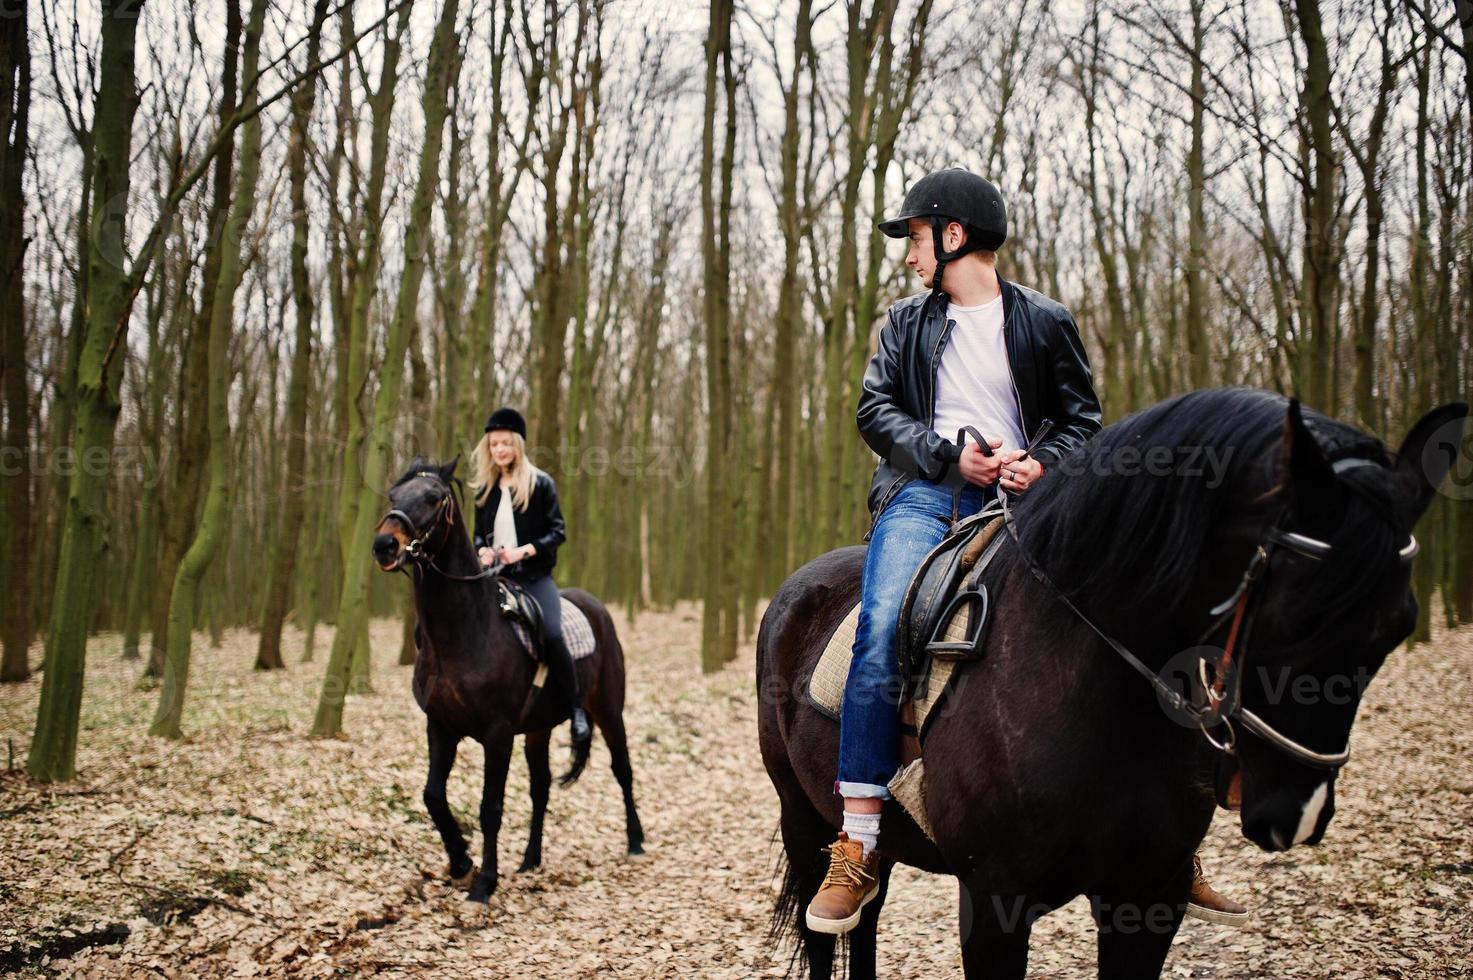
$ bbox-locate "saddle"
[495,583,598,666]
[496,578,546,656]
[895,502,1007,698]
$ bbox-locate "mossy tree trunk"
[28,0,145,781]
[256,0,330,672]
[1293,0,1340,410]
[151,0,269,739]
[314,0,460,737]
[0,0,32,682]
[145,0,243,680]
[334,4,412,696]
[699,0,735,672]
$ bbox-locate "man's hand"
[958,435,1006,486]
[478,546,496,567]
[998,451,1044,493]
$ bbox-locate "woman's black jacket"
[471,472,566,579]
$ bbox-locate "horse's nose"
[372,533,400,565]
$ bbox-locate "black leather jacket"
[858,276,1103,531]
[472,472,566,579]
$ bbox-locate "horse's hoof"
[449,860,475,883]
[466,874,498,903]
[516,860,541,873]
[626,844,647,859]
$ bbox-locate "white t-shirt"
[931,296,1026,454]
[491,486,519,550]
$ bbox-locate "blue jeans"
[837,479,989,798]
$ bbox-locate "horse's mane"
[1012,387,1392,619]
[391,456,442,489]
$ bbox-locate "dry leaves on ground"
[2,603,1471,977]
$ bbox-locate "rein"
[996,460,1415,772]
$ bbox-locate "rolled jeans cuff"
[836,780,892,800]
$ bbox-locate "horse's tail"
[768,831,820,979]
[557,735,591,787]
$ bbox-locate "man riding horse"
[806,167,1245,934]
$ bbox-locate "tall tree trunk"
[1184,0,1210,389]
[257,0,330,671]
[845,0,931,541]
[151,0,269,738]
[0,0,31,682]
[34,83,93,651]
[145,0,244,679]
[1294,0,1338,408]
[772,0,812,587]
[529,0,585,483]
[120,229,173,660]
[1349,0,1397,432]
[700,0,735,672]
[314,0,459,737]
[334,5,411,694]
[817,0,877,550]
[461,0,535,456]
[27,0,144,781]
[1081,6,1131,419]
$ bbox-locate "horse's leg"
[957,878,1035,980]
[592,700,644,855]
[423,722,471,880]
[846,859,893,980]
[1090,866,1190,979]
[518,730,551,873]
[466,732,515,903]
[776,805,839,979]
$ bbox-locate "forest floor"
[1,603,1470,978]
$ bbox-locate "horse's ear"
[440,455,460,481]
[1393,402,1470,526]
[1279,398,1340,530]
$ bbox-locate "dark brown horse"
[759,388,1466,978]
[372,457,644,903]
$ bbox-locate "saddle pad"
[808,601,970,736]
[509,597,597,662]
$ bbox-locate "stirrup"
[924,585,989,661]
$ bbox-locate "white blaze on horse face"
[1292,781,1330,845]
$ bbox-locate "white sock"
[842,810,882,858]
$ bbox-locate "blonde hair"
[470,429,541,511]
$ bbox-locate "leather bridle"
[379,472,500,582]
[999,456,1417,772]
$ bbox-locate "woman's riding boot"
[546,634,592,744]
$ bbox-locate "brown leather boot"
[804,833,880,935]
[1185,852,1248,926]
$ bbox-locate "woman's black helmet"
[484,406,527,438]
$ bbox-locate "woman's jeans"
[837,479,989,799]
[517,573,579,703]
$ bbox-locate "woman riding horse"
[470,407,591,746]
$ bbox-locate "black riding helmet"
[879,168,1007,297]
